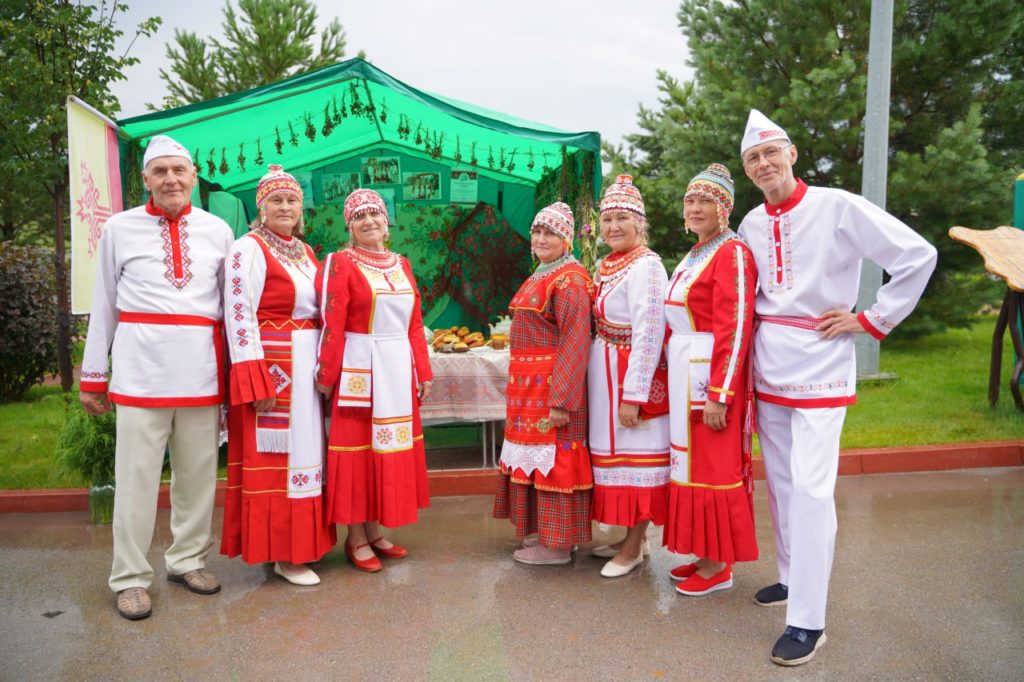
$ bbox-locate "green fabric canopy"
[117,58,601,195]
[116,58,601,330]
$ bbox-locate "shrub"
[55,398,116,486]
[0,243,58,401]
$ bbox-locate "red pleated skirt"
[221,404,336,565]
[662,408,758,563]
[324,401,430,529]
[591,484,668,527]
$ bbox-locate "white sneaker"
[274,562,320,586]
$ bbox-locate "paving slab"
[1,468,1022,680]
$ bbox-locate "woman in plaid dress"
[493,202,595,565]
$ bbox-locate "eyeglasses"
[742,144,792,168]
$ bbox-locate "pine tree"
[614,0,1023,335]
[157,0,355,106]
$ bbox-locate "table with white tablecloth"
[421,347,509,467]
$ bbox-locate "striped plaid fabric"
[494,473,592,549]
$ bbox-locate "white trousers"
[757,401,846,631]
[108,404,219,592]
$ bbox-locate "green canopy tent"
[116,58,601,328]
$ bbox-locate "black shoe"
[753,582,788,606]
[770,626,826,666]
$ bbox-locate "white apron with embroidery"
[664,257,715,486]
[335,259,417,453]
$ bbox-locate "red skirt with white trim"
[591,482,668,527]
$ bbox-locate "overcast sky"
[110,0,694,148]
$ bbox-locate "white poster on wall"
[450,169,478,203]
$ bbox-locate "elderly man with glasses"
[736,109,937,666]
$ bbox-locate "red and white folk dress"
[494,256,596,549]
[315,247,433,529]
[588,245,671,526]
[221,227,336,565]
[662,230,758,563]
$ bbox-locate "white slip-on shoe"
[592,539,650,559]
[600,552,645,578]
[274,562,321,586]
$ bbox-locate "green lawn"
[0,320,1020,489]
[841,323,1022,447]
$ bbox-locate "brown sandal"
[116,587,152,620]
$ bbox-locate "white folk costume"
[493,203,596,551]
[316,190,433,529]
[81,135,233,593]
[662,165,758,565]
[737,110,938,630]
[588,176,671,527]
[220,166,336,565]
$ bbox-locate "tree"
[0,1,160,391]
[614,0,1023,336]
[157,0,356,107]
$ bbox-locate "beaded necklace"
[255,226,310,269]
[529,252,576,282]
[683,229,736,268]
[346,244,400,273]
[598,243,649,290]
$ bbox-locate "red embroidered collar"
[145,198,193,221]
[763,179,808,215]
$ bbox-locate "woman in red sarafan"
[662,163,759,597]
[221,165,336,587]
[314,189,433,573]
[493,202,595,566]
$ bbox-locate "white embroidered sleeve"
[622,255,668,403]
[839,194,938,338]
[224,236,267,363]
[80,220,120,391]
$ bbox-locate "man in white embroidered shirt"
[736,109,937,666]
[79,134,234,620]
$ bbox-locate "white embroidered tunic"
[80,201,234,406]
[737,180,937,407]
[588,246,671,490]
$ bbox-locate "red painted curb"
[1,441,1021,514]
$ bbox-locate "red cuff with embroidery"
[856,311,888,341]
[229,360,276,406]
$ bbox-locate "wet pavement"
[1,468,1022,680]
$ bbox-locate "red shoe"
[369,536,408,559]
[344,542,382,573]
[668,562,699,582]
[675,566,733,596]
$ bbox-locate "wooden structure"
[949,225,1024,411]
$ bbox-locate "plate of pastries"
[429,326,507,353]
